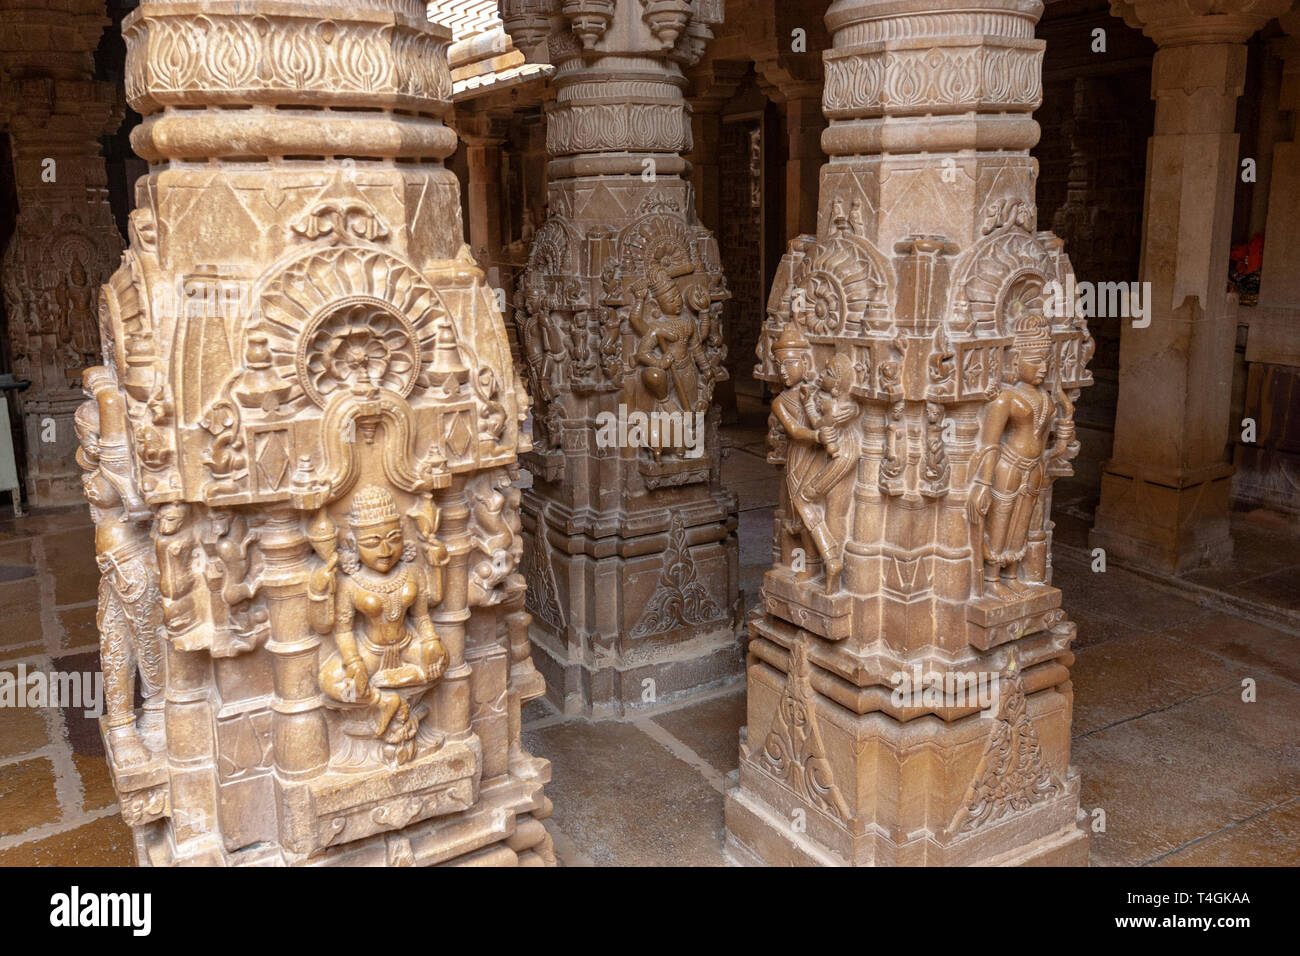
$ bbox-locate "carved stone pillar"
[1235,10,1300,511]
[1091,0,1292,573]
[81,0,553,866]
[502,0,742,716]
[1,0,123,506]
[778,87,825,242]
[724,0,1094,866]
[461,115,510,291]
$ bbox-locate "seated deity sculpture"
[310,485,447,764]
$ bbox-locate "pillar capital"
[1110,0,1294,46]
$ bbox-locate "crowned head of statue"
[1011,307,1052,388]
[348,486,406,575]
[773,323,812,389]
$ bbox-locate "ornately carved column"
[1,0,123,506]
[81,0,553,866]
[502,0,741,716]
[1091,0,1293,572]
[724,0,1094,865]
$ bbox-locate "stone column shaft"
[1091,0,1292,572]
[1,1,124,505]
[81,0,553,867]
[725,0,1093,867]
[503,0,741,717]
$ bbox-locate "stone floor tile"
[0,815,136,866]
[72,752,118,812]
[1225,568,1300,615]
[1072,633,1241,736]
[1067,607,1145,651]
[0,756,60,836]
[0,508,93,541]
[1152,798,1300,866]
[726,477,780,512]
[1055,554,1208,634]
[50,651,106,759]
[0,669,52,758]
[1162,611,1300,686]
[1183,520,1300,589]
[648,688,745,778]
[56,604,99,653]
[1074,678,1300,866]
[522,719,727,866]
[43,527,99,607]
[0,601,44,654]
[0,577,41,620]
[0,539,34,567]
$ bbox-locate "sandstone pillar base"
[1092,461,1234,573]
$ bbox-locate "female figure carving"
[311,486,447,759]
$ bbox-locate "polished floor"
[1,413,1296,865]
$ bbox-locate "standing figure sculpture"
[771,326,856,594]
[966,310,1057,598]
[630,264,705,454]
[310,485,448,763]
[76,367,164,768]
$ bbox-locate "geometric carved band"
[823,44,1043,119]
[546,101,692,157]
[124,3,452,115]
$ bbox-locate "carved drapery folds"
[503,0,740,716]
[79,0,552,866]
[725,0,1093,867]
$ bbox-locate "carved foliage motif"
[951,656,1062,835]
[759,636,851,824]
[823,45,1042,117]
[630,512,723,636]
[124,12,452,108]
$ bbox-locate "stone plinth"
[724,0,1093,866]
[502,0,742,717]
[81,0,552,866]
